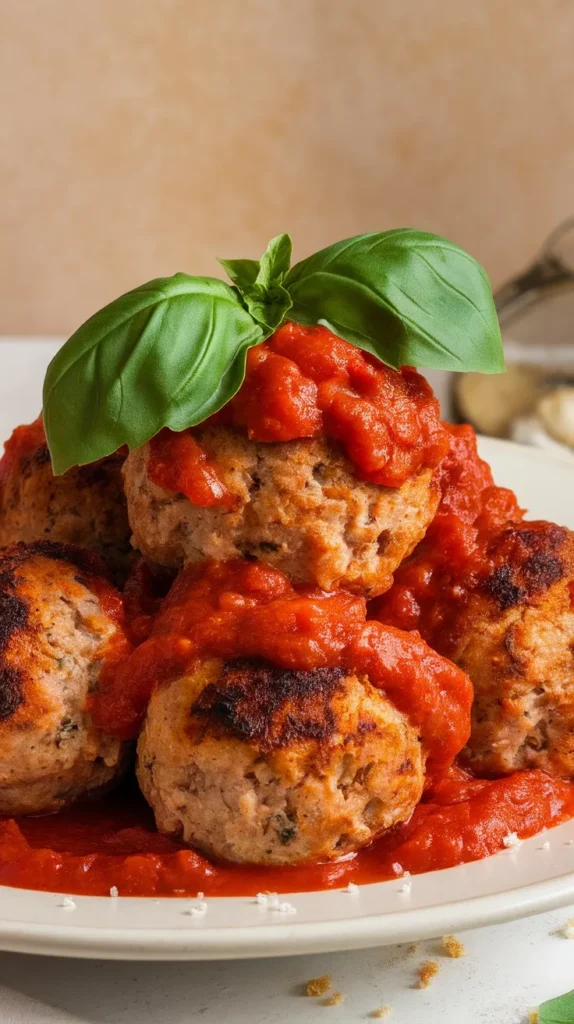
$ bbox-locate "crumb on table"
[407,942,418,954]
[417,960,440,988]
[528,1010,539,1024]
[562,919,574,939]
[370,1006,391,1018]
[306,974,332,997]
[441,934,466,958]
[323,992,344,1007]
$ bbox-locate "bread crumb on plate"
[370,1006,391,1018]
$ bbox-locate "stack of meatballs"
[1,322,572,868]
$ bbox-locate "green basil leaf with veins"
[539,989,574,1023]
[216,257,260,292]
[256,232,293,288]
[43,273,266,475]
[285,229,504,373]
[218,233,293,332]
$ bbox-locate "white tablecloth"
[0,907,573,1024]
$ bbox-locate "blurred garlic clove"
[537,387,574,448]
[454,365,546,438]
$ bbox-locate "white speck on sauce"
[502,832,522,850]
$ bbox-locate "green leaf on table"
[539,988,574,1023]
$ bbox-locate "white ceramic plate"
[1,341,574,960]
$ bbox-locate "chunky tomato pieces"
[374,424,524,649]
[148,322,449,504]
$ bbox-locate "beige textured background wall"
[1,0,573,335]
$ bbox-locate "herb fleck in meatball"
[123,428,440,597]
[0,542,132,815]
[0,418,133,584]
[137,658,424,865]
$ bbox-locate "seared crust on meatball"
[0,542,130,815]
[456,523,574,778]
[137,658,424,865]
[0,424,133,584]
[123,426,440,597]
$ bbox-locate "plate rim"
[1,858,574,960]
[1,854,574,961]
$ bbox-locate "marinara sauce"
[147,322,449,504]
[0,415,46,489]
[373,424,525,651]
[2,767,573,897]
[89,559,473,782]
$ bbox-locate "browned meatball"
[0,542,131,815]
[0,419,133,584]
[455,522,574,778]
[123,425,440,597]
[137,657,424,865]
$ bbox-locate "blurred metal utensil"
[454,219,574,448]
[495,217,574,333]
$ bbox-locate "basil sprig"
[43,229,503,474]
[218,232,293,331]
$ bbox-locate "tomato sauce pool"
[1,768,573,897]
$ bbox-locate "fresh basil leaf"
[257,232,292,288]
[43,273,266,475]
[43,229,506,475]
[242,280,292,332]
[216,258,260,292]
[285,229,504,373]
[540,989,574,1023]
[218,234,293,332]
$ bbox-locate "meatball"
[123,426,440,597]
[137,658,424,865]
[0,418,133,584]
[455,522,574,778]
[0,541,132,815]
